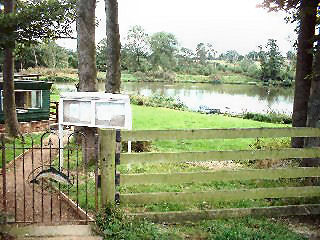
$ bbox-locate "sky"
[57,0,297,55]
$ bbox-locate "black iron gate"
[0,130,99,224]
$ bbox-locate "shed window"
[0,90,42,110]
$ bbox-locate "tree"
[123,25,149,72]
[196,43,207,64]
[149,32,178,70]
[258,39,284,83]
[291,0,318,148]
[221,50,240,63]
[67,49,78,69]
[77,0,97,92]
[96,38,108,71]
[105,0,121,93]
[261,0,320,166]
[303,43,320,166]
[2,0,19,137]
[0,0,77,136]
[247,51,259,61]
[77,0,97,165]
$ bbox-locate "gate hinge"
[115,192,120,204]
[115,171,120,186]
[115,152,120,165]
[116,129,121,142]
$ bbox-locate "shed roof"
[0,79,53,90]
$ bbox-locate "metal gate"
[0,130,99,224]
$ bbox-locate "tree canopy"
[0,0,77,48]
[0,0,77,136]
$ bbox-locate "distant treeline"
[0,25,296,86]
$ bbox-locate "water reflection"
[120,82,294,115]
[56,82,294,115]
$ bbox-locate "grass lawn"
[131,105,285,153]
[0,133,43,168]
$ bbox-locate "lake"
[56,82,294,116]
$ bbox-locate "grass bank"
[131,105,285,152]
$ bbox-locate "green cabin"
[0,79,53,123]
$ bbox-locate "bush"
[122,141,152,152]
[242,64,261,79]
[133,71,150,81]
[130,94,187,111]
[43,76,78,82]
[22,67,77,76]
[210,74,221,84]
[96,204,176,240]
[232,65,243,74]
[242,112,291,124]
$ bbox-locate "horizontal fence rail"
[121,167,320,186]
[120,147,320,165]
[120,186,320,205]
[121,127,320,141]
[129,204,320,223]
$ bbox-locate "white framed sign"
[58,92,132,168]
[59,92,132,129]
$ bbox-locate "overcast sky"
[58,0,297,55]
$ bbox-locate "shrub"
[130,94,187,111]
[210,74,222,84]
[133,71,149,81]
[246,64,261,79]
[242,112,291,124]
[122,141,152,152]
[232,65,243,74]
[96,204,176,240]
[22,67,77,76]
[43,76,78,82]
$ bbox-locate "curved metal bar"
[67,131,87,146]
[40,129,59,145]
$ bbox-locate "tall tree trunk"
[3,0,20,137]
[105,0,121,93]
[302,44,320,167]
[291,0,318,148]
[76,0,97,165]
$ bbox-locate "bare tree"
[105,0,121,93]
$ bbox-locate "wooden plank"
[129,204,320,223]
[120,147,320,165]
[99,129,116,207]
[121,167,320,186]
[120,186,320,205]
[121,127,320,141]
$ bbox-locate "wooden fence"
[49,101,59,123]
[99,127,320,222]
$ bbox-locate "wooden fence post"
[99,128,116,208]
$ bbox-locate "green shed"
[0,79,53,123]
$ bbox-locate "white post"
[58,98,64,170]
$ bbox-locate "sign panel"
[59,92,132,129]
